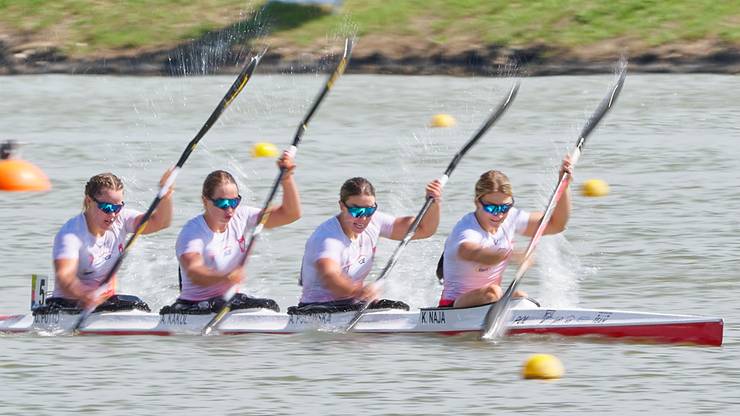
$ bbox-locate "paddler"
[294,177,442,313]
[50,170,174,310]
[165,150,300,313]
[438,155,573,308]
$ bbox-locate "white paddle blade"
[481,300,512,340]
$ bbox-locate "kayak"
[0,298,723,346]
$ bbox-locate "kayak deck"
[0,300,723,346]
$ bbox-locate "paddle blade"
[481,297,513,340]
[572,63,627,163]
[202,306,231,336]
[72,308,93,334]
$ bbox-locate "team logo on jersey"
[238,236,246,252]
[118,243,124,253]
[357,256,367,265]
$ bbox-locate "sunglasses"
[342,201,378,218]
[91,196,125,214]
[209,195,242,210]
[478,197,514,215]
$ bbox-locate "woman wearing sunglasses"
[167,151,300,313]
[295,176,442,312]
[438,156,573,308]
[50,171,174,310]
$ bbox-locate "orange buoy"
[0,159,52,191]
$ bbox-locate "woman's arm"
[523,155,573,237]
[457,241,511,265]
[315,258,375,300]
[141,167,175,234]
[53,258,103,308]
[388,179,443,240]
[179,252,244,287]
[265,150,302,228]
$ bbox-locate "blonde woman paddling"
[438,156,573,308]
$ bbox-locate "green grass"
[0,0,269,54]
[0,0,738,55]
[281,0,740,47]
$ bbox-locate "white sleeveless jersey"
[176,204,261,301]
[299,212,396,303]
[441,208,529,300]
[52,208,142,298]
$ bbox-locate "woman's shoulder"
[178,213,207,236]
[56,212,85,235]
[506,206,530,224]
[452,212,477,229]
[370,210,395,225]
[237,203,261,215]
[115,207,143,227]
[305,216,347,248]
[310,216,343,238]
[120,206,142,217]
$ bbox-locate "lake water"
[1,71,738,415]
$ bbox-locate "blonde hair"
[202,170,238,199]
[84,173,124,209]
[475,170,513,200]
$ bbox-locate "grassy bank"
[1,0,739,57]
[0,0,261,56]
[2,0,740,77]
[275,0,740,48]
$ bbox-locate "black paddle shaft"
[241,38,354,268]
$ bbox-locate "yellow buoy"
[252,142,279,158]
[522,354,564,380]
[0,159,52,192]
[430,114,456,128]
[581,178,609,197]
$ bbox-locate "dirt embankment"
[1,28,739,76]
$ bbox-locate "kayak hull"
[0,301,723,346]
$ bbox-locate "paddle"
[201,38,354,335]
[72,49,267,333]
[343,81,521,332]
[480,63,627,340]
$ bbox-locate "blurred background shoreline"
[1,0,739,76]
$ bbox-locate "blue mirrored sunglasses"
[343,201,378,218]
[478,197,514,215]
[210,195,242,210]
[91,196,125,214]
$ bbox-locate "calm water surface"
[1,72,738,415]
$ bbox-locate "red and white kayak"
[0,299,723,346]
